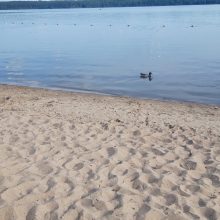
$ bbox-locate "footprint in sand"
[198,198,206,207]
[46,177,56,192]
[26,206,37,220]
[132,179,147,192]
[87,170,95,180]
[107,173,118,187]
[152,147,167,156]
[74,162,84,171]
[133,130,141,136]
[107,147,117,157]
[93,199,106,211]
[28,146,36,155]
[182,160,197,170]
[203,207,217,220]
[37,162,53,175]
[81,198,93,208]
[165,193,178,206]
[135,204,151,220]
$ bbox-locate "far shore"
[1,1,220,11]
[0,84,220,220]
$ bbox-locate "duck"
[140,72,152,79]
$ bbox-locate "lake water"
[0,5,220,105]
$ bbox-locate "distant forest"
[0,0,220,10]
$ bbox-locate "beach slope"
[0,85,220,220]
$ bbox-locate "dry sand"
[0,85,220,220]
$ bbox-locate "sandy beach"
[0,84,220,220]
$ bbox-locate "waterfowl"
[140,72,152,79]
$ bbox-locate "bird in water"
[140,72,152,81]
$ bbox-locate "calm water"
[0,5,220,104]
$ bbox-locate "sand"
[0,84,220,220]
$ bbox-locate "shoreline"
[0,84,220,219]
[1,83,219,108]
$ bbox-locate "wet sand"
[0,85,220,220]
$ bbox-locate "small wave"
[7,72,24,76]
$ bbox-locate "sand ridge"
[0,85,220,220]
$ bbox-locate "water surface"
[0,5,220,104]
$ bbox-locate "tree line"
[0,0,220,10]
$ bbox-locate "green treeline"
[0,0,220,10]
